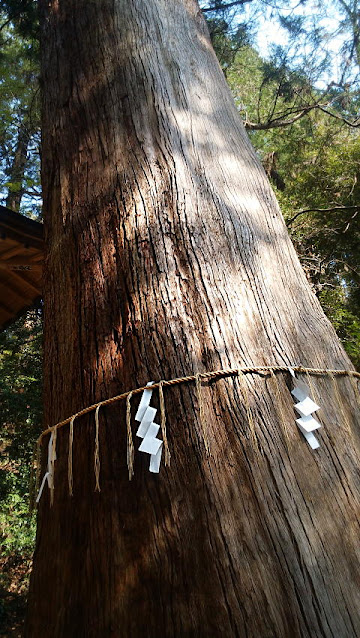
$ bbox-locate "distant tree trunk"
[6,119,31,211]
[26,1,360,636]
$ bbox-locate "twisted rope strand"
[237,370,257,452]
[68,417,75,496]
[304,370,326,428]
[349,372,360,411]
[270,370,290,447]
[36,366,360,451]
[196,374,211,456]
[159,381,171,466]
[126,392,134,480]
[94,405,101,492]
[49,427,57,506]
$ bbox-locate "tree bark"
[26,1,360,636]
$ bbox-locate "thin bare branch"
[245,106,314,130]
[202,0,253,12]
[317,106,360,128]
[287,205,360,226]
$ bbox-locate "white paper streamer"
[296,414,321,433]
[135,384,163,473]
[136,406,157,438]
[139,436,163,455]
[294,396,321,417]
[150,445,163,473]
[301,430,320,450]
[289,368,321,449]
[135,382,154,421]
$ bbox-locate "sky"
[241,0,355,87]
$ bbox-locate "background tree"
[0,9,41,215]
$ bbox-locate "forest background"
[0,0,359,634]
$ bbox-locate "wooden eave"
[0,205,44,330]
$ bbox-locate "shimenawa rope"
[31,364,359,507]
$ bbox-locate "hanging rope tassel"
[49,427,57,506]
[349,372,360,411]
[126,391,135,480]
[304,369,325,428]
[196,374,211,456]
[304,369,321,403]
[159,380,171,466]
[68,417,75,496]
[237,370,257,452]
[94,405,101,492]
[270,370,290,447]
[327,371,352,435]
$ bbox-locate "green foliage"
[0,0,39,41]
[320,288,360,368]
[0,309,42,559]
[0,11,41,214]
[207,17,250,71]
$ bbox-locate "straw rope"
[349,372,360,410]
[36,366,359,447]
[304,369,326,429]
[68,417,75,496]
[94,405,101,492]
[159,380,171,466]
[31,365,359,497]
[237,370,257,451]
[270,370,291,446]
[126,391,134,480]
[49,427,57,506]
[304,369,320,403]
[196,374,211,455]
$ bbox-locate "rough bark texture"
[26,1,360,636]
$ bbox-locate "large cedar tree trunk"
[26,1,360,636]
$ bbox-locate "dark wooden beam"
[0,259,43,272]
[8,269,42,296]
